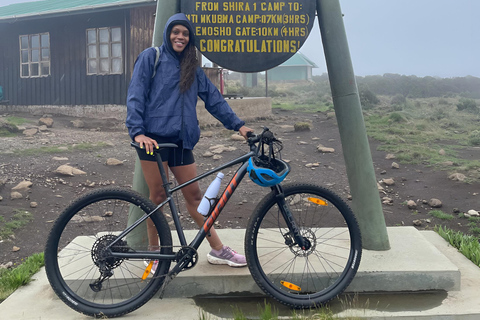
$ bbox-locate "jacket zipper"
[180,90,185,164]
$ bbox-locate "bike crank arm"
[158,247,198,299]
[273,185,310,250]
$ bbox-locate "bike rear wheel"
[245,183,362,308]
[44,187,172,318]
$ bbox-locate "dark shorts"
[136,134,195,167]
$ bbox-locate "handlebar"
[130,141,178,152]
[247,127,280,153]
[246,127,269,143]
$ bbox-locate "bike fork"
[273,185,309,250]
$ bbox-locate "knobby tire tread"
[44,187,172,318]
[245,183,362,308]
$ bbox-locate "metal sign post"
[316,0,390,250]
[128,0,180,248]
[129,0,391,251]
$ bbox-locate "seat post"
[154,153,171,193]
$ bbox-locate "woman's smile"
[170,25,190,53]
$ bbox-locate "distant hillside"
[313,73,480,99]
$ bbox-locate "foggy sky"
[1,0,479,78]
[303,0,480,78]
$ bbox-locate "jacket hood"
[163,13,195,58]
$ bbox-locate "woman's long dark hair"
[179,43,197,93]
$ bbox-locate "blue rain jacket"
[126,13,245,149]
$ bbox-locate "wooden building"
[0,0,158,106]
[267,51,319,82]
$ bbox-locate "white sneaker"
[207,245,247,267]
[143,260,159,274]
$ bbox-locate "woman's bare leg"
[139,159,169,248]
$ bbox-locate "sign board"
[181,1,315,72]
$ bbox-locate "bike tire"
[245,183,362,308]
[44,187,172,318]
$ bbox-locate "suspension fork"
[273,184,309,250]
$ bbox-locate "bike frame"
[109,146,256,262]
[109,132,306,266]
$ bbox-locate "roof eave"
[0,0,155,23]
[277,65,318,68]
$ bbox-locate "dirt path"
[0,110,479,266]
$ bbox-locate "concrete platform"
[1,227,479,319]
[164,226,460,297]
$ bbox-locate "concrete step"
[165,226,460,297]
[58,226,460,299]
[3,227,478,320]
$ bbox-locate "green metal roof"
[0,0,155,21]
[279,52,319,68]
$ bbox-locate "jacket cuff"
[234,120,246,131]
[129,128,145,141]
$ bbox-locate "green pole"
[316,0,390,250]
[127,0,180,248]
[151,0,180,47]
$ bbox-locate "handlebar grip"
[130,141,141,149]
[130,141,178,151]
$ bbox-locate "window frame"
[19,32,51,78]
[86,26,123,75]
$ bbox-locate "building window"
[19,33,50,78]
[86,27,123,75]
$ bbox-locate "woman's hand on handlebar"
[238,126,254,140]
[134,134,158,156]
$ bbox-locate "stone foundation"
[0,97,272,127]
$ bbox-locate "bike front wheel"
[44,187,172,318]
[245,183,362,308]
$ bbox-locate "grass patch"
[5,116,28,126]
[429,210,454,220]
[0,252,45,302]
[226,300,362,320]
[0,128,18,137]
[466,216,480,235]
[363,98,480,175]
[267,91,479,177]
[0,210,33,240]
[272,103,331,113]
[468,223,480,236]
[12,142,109,156]
[0,116,29,137]
[435,226,480,267]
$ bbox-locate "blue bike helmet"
[247,155,290,187]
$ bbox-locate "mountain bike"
[44,127,362,318]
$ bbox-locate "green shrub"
[468,130,480,146]
[429,210,454,220]
[436,226,480,267]
[388,112,406,123]
[429,107,448,120]
[359,86,379,110]
[438,98,449,105]
[392,104,404,111]
[294,122,312,131]
[439,119,460,129]
[456,98,479,114]
[391,94,406,106]
[0,253,45,301]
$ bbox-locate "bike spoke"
[45,188,172,316]
[246,184,361,308]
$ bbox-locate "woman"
[126,13,252,268]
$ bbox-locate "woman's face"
[170,25,190,53]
